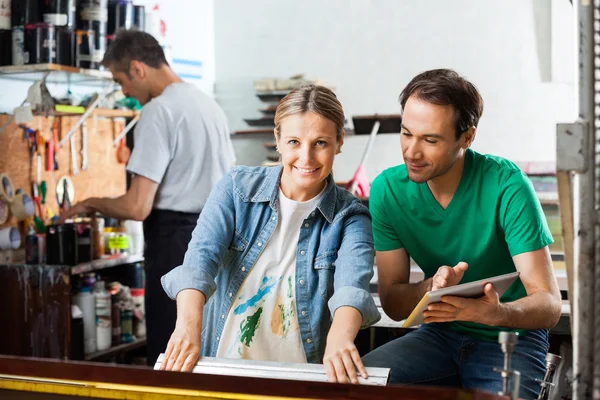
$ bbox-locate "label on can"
[81,7,108,22]
[44,14,68,26]
[11,27,25,66]
[0,0,10,30]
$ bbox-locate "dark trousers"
[143,209,199,366]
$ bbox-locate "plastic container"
[92,215,105,259]
[111,294,121,346]
[25,225,39,264]
[123,220,143,255]
[131,288,145,339]
[70,304,84,360]
[120,309,134,343]
[72,286,96,354]
[93,281,111,351]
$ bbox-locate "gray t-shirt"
[127,82,236,213]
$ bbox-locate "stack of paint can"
[77,0,107,69]
[0,0,11,65]
[43,0,76,66]
[11,0,41,65]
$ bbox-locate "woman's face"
[276,111,344,202]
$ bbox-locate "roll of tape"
[0,173,14,203]
[0,226,20,250]
[10,193,35,221]
[0,199,8,225]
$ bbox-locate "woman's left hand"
[323,334,368,384]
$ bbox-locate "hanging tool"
[112,114,140,146]
[116,138,131,164]
[58,85,117,148]
[56,176,74,214]
[81,122,88,171]
[31,182,45,232]
[70,134,79,176]
[52,120,59,170]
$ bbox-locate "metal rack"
[557,1,600,399]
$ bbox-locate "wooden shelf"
[84,338,146,361]
[53,109,139,119]
[0,63,112,85]
[71,254,144,275]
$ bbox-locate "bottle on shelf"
[72,285,96,354]
[93,280,112,351]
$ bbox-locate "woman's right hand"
[160,320,202,372]
[159,289,206,372]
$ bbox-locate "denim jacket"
[162,165,380,363]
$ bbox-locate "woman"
[160,85,379,384]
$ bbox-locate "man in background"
[58,30,236,366]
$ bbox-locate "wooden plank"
[556,170,574,331]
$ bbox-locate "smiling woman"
[159,85,380,385]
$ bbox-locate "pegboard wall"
[0,114,127,228]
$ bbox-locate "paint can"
[56,26,74,66]
[78,0,107,67]
[11,0,41,26]
[0,29,11,65]
[43,0,72,26]
[75,29,95,69]
[132,5,144,31]
[24,23,57,64]
[11,25,25,65]
[0,0,10,65]
[0,226,20,250]
[107,0,133,36]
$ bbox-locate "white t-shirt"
[127,82,236,213]
[216,188,325,362]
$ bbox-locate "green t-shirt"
[370,149,553,341]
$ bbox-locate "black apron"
[143,209,199,366]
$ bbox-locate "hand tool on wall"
[112,114,140,146]
[116,138,131,164]
[70,135,79,176]
[58,86,117,148]
[56,176,74,213]
[31,183,44,232]
[52,121,59,170]
[81,122,88,171]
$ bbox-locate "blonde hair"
[274,85,345,141]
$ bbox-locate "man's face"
[109,63,152,105]
[400,95,472,183]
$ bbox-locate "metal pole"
[573,1,596,399]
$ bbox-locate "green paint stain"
[240,307,262,346]
[287,276,293,298]
[278,299,296,337]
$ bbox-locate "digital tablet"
[402,271,520,328]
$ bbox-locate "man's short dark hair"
[399,69,484,139]
[102,30,168,74]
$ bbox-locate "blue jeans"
[362,323,549,399]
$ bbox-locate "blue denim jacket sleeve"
[327,207,381,329]
[161,172,236,301]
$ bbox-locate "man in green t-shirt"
[362,69,561,399]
